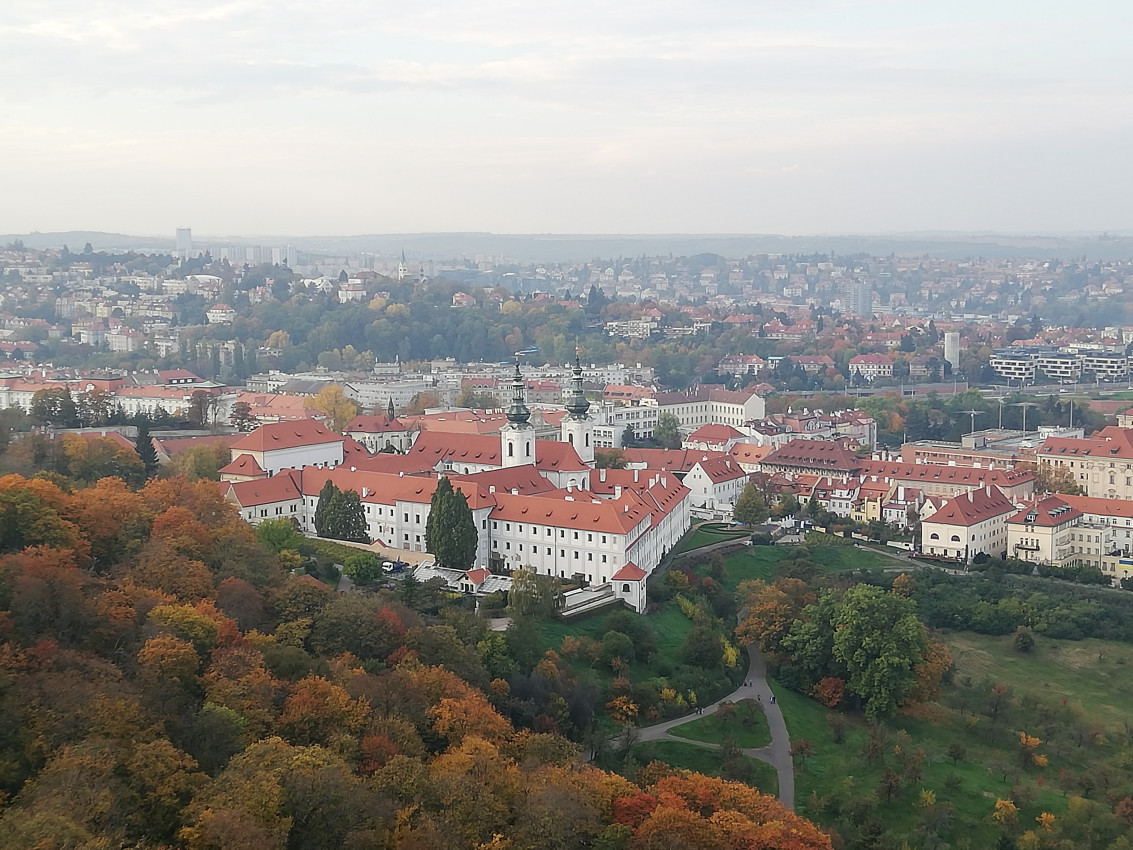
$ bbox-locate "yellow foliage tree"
[305,385,359,432]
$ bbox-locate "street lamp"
[959,409,983,435]
[1011,401,1039,433]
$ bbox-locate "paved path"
[632,642,795,809]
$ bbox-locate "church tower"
[501,360,535,468]
[561,357,594,464]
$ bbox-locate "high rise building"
[944,332,960,371]
[846,281,872,318]
[175,227,193,259]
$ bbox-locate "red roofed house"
[684,456,749,518]
[683,423,745,453]
[226,420,345,478]
[761,439,862,478]
[221,471,304,524]
[1005,496,1083,567]
[1036,426,1133,499]
[848,354,895,380]
[920,485,1018,562]
[345,414,414,454]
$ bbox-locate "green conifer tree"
[425,476,477,570]
[133,417,159,478]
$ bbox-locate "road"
[632,642,795,809]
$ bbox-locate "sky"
[1,0,1131,237]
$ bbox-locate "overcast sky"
[2,0,1130,237]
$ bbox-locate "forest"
[0,472,831,849]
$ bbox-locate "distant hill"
[0,231,173,252]
[4,230,1132,262]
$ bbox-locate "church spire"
[505,359,531,424]
[387,396,395,421]
[564,356,590,419]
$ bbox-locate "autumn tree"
[1025,460,1082,495]
[404,391,441,415]
[733,480,770,526]
[305,385,358,432]
[736,578,815,656]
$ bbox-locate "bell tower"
[561,356,593,464]
[501,360,535,468]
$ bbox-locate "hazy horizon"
[4,0,1131,236]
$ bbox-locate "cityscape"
[3,0,1133,846]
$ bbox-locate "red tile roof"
[859,461,1033,488]
[1006,496,1082,527]
[221,470,302,506]
[687,424,744,441]
[344,414,406,434]
[220,453,267,477]
[924,486,1016,526]
[692,456,748,483]
[762,439,862,474]
[230,420,342,452]
[612,562,646,581]
[620,448,724,472]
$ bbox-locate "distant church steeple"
[505,359,531,424]
[387,396,395,421]
[501,359,534,467]
[561,355,594,464]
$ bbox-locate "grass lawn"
[774,629,1133,847]
[690,543,900,598]
[775,678,1071,848]
[943,631,1133,733]
[673,522,751,555]
[629,739,779,798]
[670,698,771,749]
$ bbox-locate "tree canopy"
[424,476,477,570]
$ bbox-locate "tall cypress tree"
[426,476,477,570]
[336,490,369,543]
[133,417,159,478]
[314,480,338,537]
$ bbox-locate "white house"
[222,420,345,479]
[921,486,1017,562]
[684,456,749,518]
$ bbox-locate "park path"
[633,642,795,809]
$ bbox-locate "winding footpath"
[633,642,795,809]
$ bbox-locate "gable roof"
[762,439,862,473]
[612,562,647,581]
[230,420,343,453]
[1006,496,1082,527]
[691,456,748,483]
[687,423,744,442]
[620,447,724,472]
[221,470,302,507]
[923,486,1017,526]
[219,453,267,477]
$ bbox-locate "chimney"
[350,466,356,472]
[489,485,495,493]
[600,468,607,482]
[661,475,668,488]
[614,485,622,499]
[399,471,404,477]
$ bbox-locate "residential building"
[920,486,1018,562]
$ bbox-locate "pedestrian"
[757,694,761,701]
[771,695,776,704]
